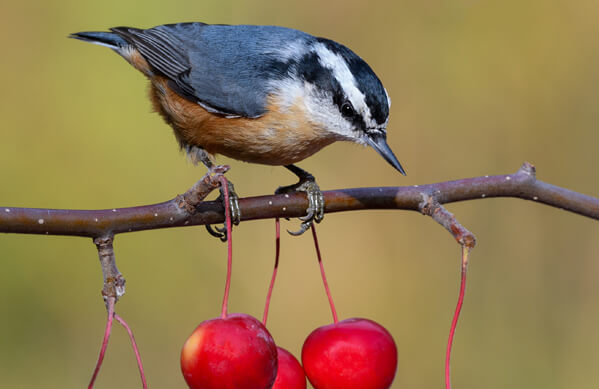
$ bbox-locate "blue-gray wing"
[112,23,312,118]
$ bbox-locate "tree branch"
[0,162,597,237]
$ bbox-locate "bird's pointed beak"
[366,133,406,175]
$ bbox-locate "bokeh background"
[1,0,598,388]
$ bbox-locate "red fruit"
[272,347,307,389]
[302,318,397,389]
[181,313,278,389]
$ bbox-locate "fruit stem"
[262,218,281,325]
[220,176,233,319]
[445,245,471,389]
[88,296,115,389]
[311,225,339,324]
[114,313,148,389]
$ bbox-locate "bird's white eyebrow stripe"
[312,43,371,122]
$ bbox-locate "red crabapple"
[302,317,397,389]
[272,346,306,389]
[181,313,278,389]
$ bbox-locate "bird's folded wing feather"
[111,24,310,118]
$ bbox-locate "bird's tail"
[69,31,128,49]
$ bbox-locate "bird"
[70,22,406,236]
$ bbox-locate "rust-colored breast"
[149,77,335,166]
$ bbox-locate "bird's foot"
[276,166,325,236]
[205,167,240,242]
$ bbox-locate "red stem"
[88,297,115,389]
[220,176,233,319]
[445,246,470,389]
[311,225,338,324]
[114,314,148,389]
[262,218,281,325]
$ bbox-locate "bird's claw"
[287,221,312,236]
[206,179,240,242]
[298,187,324,223]
[278,176,325,236]
[225,181,241,226]
[205,224,228,242]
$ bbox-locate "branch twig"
[1,162,597,237]
[419,194,476,248]
[94,236,125,303]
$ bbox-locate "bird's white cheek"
[302,92,355,140]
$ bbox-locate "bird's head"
[291,38,406,175]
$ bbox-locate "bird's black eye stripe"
[341,102,354,117]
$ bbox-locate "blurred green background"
[1,0,598,388]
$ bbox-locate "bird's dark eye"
[341,102,354,117]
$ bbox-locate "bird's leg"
[276,164,325,236]
[195,149,240,241]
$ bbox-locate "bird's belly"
[209,127,336,165]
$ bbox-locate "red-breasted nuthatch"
[70,22,405,235]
